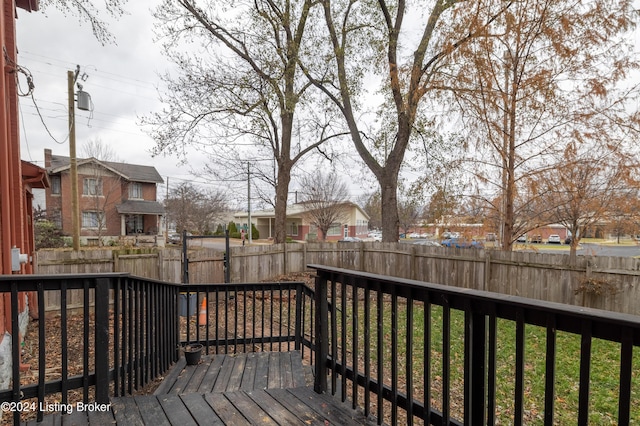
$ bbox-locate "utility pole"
[68,68,80,251]
[247,162,252,244]
[68,65,91,251]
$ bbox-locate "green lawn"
[337,298,640,424]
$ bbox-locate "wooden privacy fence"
[36,242,640,316]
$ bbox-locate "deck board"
[21,351,380,426]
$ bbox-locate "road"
[404,239,640,258]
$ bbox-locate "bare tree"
[541,139,640,263]
[41,0,127,45]
[80,138,122,245]
[147,0,342,244]
[298,172,350,241]
[303,1,515,242]
[164,182,227,235]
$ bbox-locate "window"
[126,215,144,234]
[129,182,143,199]
[51,176,61,195]
[83,178,102,196]
[327,223,342,236]
[82,211,105,229]
[289,222,299,236]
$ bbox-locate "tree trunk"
[273,161,291,244]
[380,175,399,243]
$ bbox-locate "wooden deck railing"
[310,264,640,426]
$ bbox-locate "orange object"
[198,297,207,325]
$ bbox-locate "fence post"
[95,277,110,403]
[314,273,328,393]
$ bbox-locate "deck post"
[314,273,328,393]
[95,278,110,403]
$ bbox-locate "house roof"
[21,160,49,189]
[235,202,370,220]
[116,200,165,215]
[49,154,164,184]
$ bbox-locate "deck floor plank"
[179,393,223,426]
[267,352,282,389]
[21,351,382,426]
[211,355,235,393]
[182,361,210,394]
[203,393,251,426]
[225,354,247,391]
[196,353,225,393]
[133,395,170,426]
[111,396,144,426]
[246,388,314,425]
[157,394,197,426]
[222,390,278,425]
[253,352,270,389]
[239,352,257,391]
[153,358,187,395]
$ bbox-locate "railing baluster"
[352,277,358,410]
[578,321,592,426]
[83,279,90,402]
[619,327,633,425]
[37,281,45,423]
[487,308,497,425]
[424,294,431,424]
[544,314,556,426]
[515,308,525,426]
[364,283,371,418]
[391,287,398,425]
[442,296,451,425]
[377,288,383,424]
[114,277,122,396]
[341,278,347,402]
[10,282,19,426]
[95,278,109,404]
[61,280,68,404]
[406,292,413,425]
[314,273,328,394]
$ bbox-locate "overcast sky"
[15,2,222,203]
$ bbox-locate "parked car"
[409,232,421,239]
[371,233,382,242]
[530,235,542,243]
[339,236,362,242]
[548,234,561,244]
[168,233,182,244]
[415,240,441,247]
[441,238,484,249]
[516,234,527,243]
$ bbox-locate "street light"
[68,65,91,251]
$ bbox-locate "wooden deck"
[23,351,378,425]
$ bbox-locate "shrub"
[35,220,65,249]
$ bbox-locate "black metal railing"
[0,273,180,425]
[0,274,315,425]
[310,264,640,426]
[177,282,315,363]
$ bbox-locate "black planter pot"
[184,343,203,365]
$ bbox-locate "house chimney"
[44,149,51,168]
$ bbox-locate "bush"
[251,223,259,240]
[35,220,65,249]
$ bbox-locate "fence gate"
[182,229,230,284]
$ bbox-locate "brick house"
[234,202,370,242]
[44,149,165,245]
